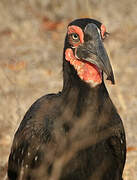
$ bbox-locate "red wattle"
[65,48,102,86]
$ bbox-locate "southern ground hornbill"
[8,18,126,180]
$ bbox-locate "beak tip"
[106,75,115,85]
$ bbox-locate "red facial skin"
[65,24,106,87]
[65,48,102,86]
[101,24,107,39]
[67,25,84,47]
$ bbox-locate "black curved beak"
[76,23,115,84]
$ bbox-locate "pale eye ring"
[71,33,79,41]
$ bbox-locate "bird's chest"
[53,104,103,144]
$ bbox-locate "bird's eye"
[101,31,109,40]
[103,32,109,39]
[71,33,80,41]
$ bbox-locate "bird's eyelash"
[103,32,110,39]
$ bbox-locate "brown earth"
[0,0,137,179]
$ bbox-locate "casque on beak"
[76,23,115,84]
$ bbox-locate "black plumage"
[8,18,126,180]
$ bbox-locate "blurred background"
[0,0,137,179]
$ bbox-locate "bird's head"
[64,18,115,87]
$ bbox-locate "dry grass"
[0,0,137,179]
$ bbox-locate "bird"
[7,18,126,180]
